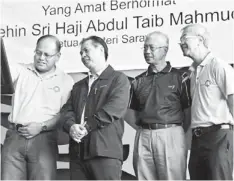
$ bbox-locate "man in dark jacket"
[60,36,130,180]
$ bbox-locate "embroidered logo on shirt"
[205,80,211,87]
[168,85,175,89]
[49,86,60,92]
[99,85,107,88]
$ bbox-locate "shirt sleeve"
[129,79,140,111]
[180,71,192,109]
[59,85,76,133]
[60,75,74,108]
[9,63,24,83]
[214,60,234,98]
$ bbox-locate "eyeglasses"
[179,35,202,45]
[142,46,167,52]
[34,50,58,59]
[80,48,91,56]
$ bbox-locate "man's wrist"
[40,122,47,132]
[84,123,91,133]
[64,119,76,133]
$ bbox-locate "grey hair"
[146,31,169,54]
[181,24,210,48]
[146,31,169,46]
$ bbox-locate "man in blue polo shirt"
[128,31,191,180]
[180,24,234,180]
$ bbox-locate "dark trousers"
[1,130,58,180]
[70,156,122,180]
[189,129,233,180]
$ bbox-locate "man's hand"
[18,122,42,139]
[69,123,88,143]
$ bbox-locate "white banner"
[1,0,233,73]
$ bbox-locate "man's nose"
[144,47,151,53]
[39,53,46,60]
[81,51,87,58]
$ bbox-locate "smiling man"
[1,35,74,180]
[180,24,234,180]
[60,36,130,180]
[128,31,191,180]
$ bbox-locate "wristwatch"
[41,122,47,132]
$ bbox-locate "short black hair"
[80,36,108,60]
[36,35,61,52]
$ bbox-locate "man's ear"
[55,52,61,62]
[99,46,104,53]
[197,36,204,46]
[163,46,169,54]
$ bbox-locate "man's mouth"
[37,61,46,65]
[82,58,90,63]
[144,54,152,59]
[180,44,188,49]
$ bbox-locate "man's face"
[179,32,200,58]
[34,38,59,73]
[143,36,167,65]
[80,40,105,70]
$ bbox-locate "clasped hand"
[18,122,42,139]
[69,123,88,143]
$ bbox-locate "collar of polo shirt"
[189,52,212,71]
[27,63,62,78]
[146,62,172,76]
[200,52,212,67]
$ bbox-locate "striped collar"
[146,62,172,76]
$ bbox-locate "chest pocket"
[95,84,108,93]
[88,80,110,107]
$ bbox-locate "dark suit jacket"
[60,65,130,161]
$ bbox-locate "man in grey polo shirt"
[179,24,234,180]
[1,35,74,180]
